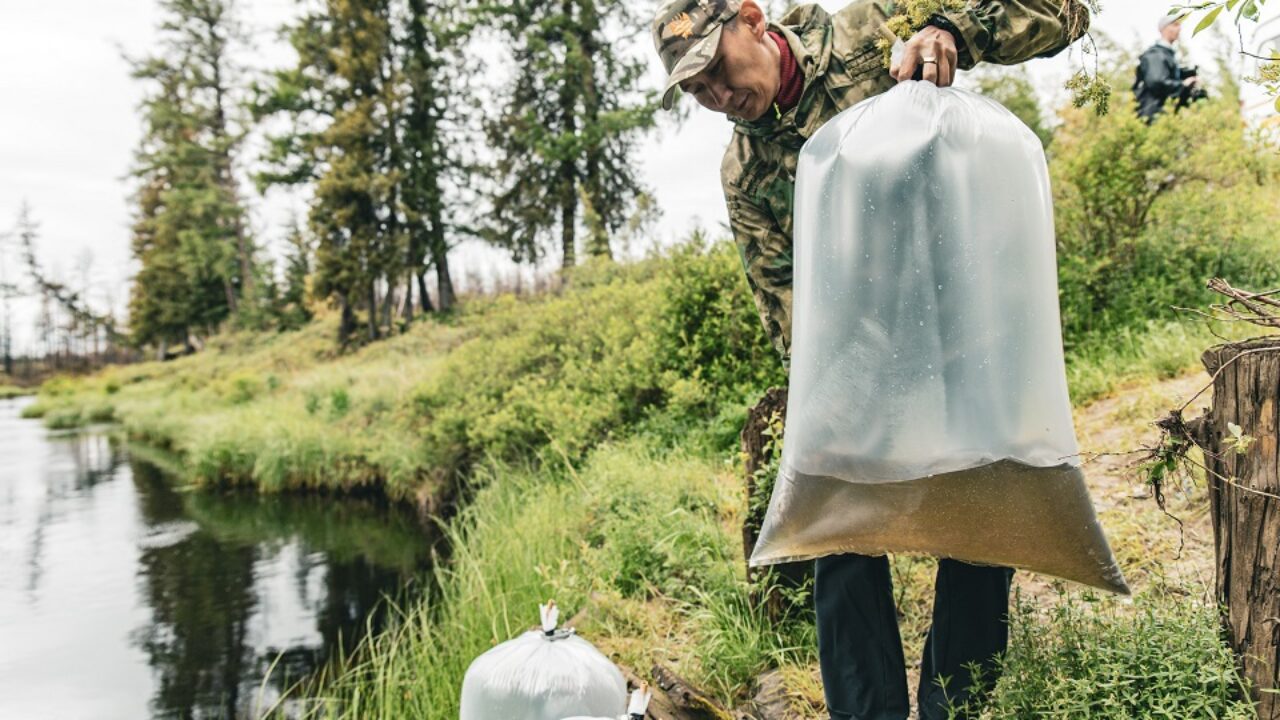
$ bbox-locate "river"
[0,397,433,719]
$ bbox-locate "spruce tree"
[127,0,255,349]
[277,220,315,330]
[257,0,405,344]
[258,0,477,337]
[400,0,477,314]
[482,0,657,270]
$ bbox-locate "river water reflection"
[0,398,432,719]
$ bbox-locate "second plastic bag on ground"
[460,602,626,720]
[748,81,1128,595]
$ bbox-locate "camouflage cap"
[652,0,742,110]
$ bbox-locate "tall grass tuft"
[271,440,805,719]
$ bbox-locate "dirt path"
[1013,370,1218,602]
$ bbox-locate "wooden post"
[1197,336,1280,717]
[741,387,812,620]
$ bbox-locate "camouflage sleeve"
[723,181,794,367]
[936,0,1091,69]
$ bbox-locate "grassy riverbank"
[22,243,783,506]
[22,238,1246,507]
[27,237,1272,718]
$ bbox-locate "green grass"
[23,238,1275,718]
[268,441,812,719]
[0,384,29,399]
[1064,319,1267,406]
[959,588,1256,719]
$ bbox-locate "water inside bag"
[748,81,1128,595]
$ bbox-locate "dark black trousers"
[815,553,1014,720]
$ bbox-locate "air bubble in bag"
[460,603,627,720]
[748,81,1129,595]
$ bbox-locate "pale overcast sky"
[0,0,1275,353]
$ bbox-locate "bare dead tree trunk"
[366,281,379,341]
[433,245,456,312]
[338,293,354,346]
[417,270,433,314]
[402,270,415,321]
[1197,336,1280,718]
[381,283,395,332]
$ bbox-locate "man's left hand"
[891,26,959,87]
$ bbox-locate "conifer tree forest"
[118,0,658,348]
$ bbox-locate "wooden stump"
[1198,337,1280,717]
[741,387,812,620]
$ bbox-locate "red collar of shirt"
[768,30,803,113]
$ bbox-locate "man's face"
[678,19,779,121]
[1163,20,1182,42]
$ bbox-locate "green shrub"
[328,387,350,418]
[86,403,116,423]
[413,267,667,474]
[947,589,1256,719]
[1052,93,1280,348]
[44,406,84,430]
[225,372,263,404]
[656,234,784,400]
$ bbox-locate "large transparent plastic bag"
[748,81,1129,595]
[460,603,627,720]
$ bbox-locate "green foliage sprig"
[1169,0,1279,107]
[877,0,967,66]
[1061,0,1110,113]
[1065,68,1113,115]
[1246,49,1280,112]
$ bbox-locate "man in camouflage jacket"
[652,2,1089,719]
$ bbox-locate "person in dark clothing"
[1134,14,1201,121]
[816,555,1015,719]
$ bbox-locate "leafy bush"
[1052,90,1280,348]
[412,270,666,474]
[947,589,1256,719]
[0,385,27,399]
[656,234,785,402]
[411,240,778,479]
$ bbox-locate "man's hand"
[890,26,959,87]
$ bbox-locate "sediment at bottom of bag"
[749,460,1129,595]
